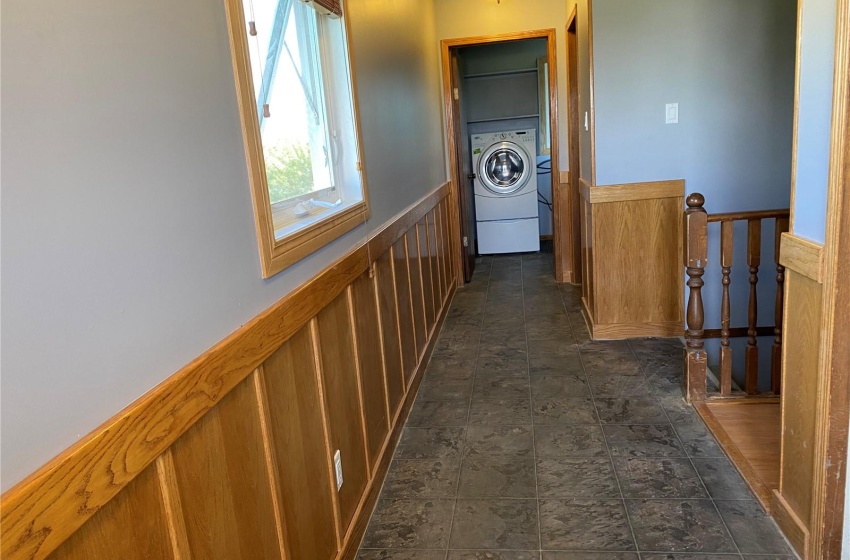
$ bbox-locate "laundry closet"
[455,39,553,256]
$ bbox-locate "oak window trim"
[224,0,370,279]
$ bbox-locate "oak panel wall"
[350,271,391,467]
[580,179,684,339]
[406,231,427,358]
[2,184,455,560]
[262,328,339,560]
[47,465,173,560]
[419,220,436,327]
[168,374,282,560]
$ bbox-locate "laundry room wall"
[458,40,553,236]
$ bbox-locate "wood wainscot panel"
[168,373,282,560]
[393,237,418,383]
[350,270,391,468]
[47,464,174,560]
[314,294,370,537]
[439,200,453,294]
[428,210,445,306]
[3,184,457,560]
[262,327,339,560]
[775,269,823,557]
[581,179,684,339]
[374,249,405,419]
[418,218,437,328]
[780,232,824,283]
[406,230,427,357]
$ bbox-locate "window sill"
[260,199,369,278]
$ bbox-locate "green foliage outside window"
[264,143,315,204]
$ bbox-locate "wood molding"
[695,403,774,512]
[773,489,812,559]
[0,187,454,560]
[779,232,824,283]
[559,170,569,185]
[366,183,450,262]
[582,303,682,339]
[581,179,685,204]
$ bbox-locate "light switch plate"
[666,103,679,124]
[334,450,343,490]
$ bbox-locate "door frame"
[440,29,562,282]
[564,5,581,284]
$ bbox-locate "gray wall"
[0,0,445,491]
[793,0,837,244]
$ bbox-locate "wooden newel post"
[683,193,708,403]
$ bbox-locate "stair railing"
[683,193,790,403]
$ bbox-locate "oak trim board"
[779,232,824,283]
[581,178,685,203]
[0,187,455,560]
[773,489,812,559]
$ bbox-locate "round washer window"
[478,141,531,195]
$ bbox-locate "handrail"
[707,209,790,223]
[683,192,790,402]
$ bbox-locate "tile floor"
[359,253,797,560]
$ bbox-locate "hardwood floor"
[701,399,781,510]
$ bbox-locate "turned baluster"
[745,219,761,395]
[772,217,789,394]
[720,220,733,395]
[683,193,708,403]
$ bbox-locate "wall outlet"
[334,450,343,490]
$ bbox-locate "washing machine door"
[478,141,532,196]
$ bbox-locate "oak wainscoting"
[1,183,457,560]
[771,232,825,559]
[579,178,685,339]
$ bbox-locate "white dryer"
[471,129,540,254]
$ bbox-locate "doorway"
[441,29,565,283]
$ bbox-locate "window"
[225,0,367,278]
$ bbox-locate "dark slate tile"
[539,499,635,551]
[691,457,753,500]
[534,425,608,457]
[641,555,744,560]
[674,419,725,458]
[603,424,687,457]
[613,457,708,498]
[450,499,539,550]
[396,427,465,459]
[469,398,532,425]
[715,500,795,555]
[528,353,586,376]
[358,550,448,560]
[579,343,644,376]
[536,457,620,498]
[464,425,534,456]
[476,354,530,377]
[527,338,580,357]
[361,498,455,549]
[382,459,461,498]
[541,553,639,560]
[449,552,540,560]
[595,397,670,424]
[526,322,574,341]
[473,376,530,400]
[741,556,796,560]
[458,454,537,498]
[418,376,474,401]
[407,399,471,427]
[626,499,737,553]
[588,374,654,397]
[532,398,598,424]
[530,375,590,398]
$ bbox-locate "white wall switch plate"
[584,111,589,131]
[334,450,343,490]
[665,103,679,124]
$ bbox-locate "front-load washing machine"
[471,129,539,254]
